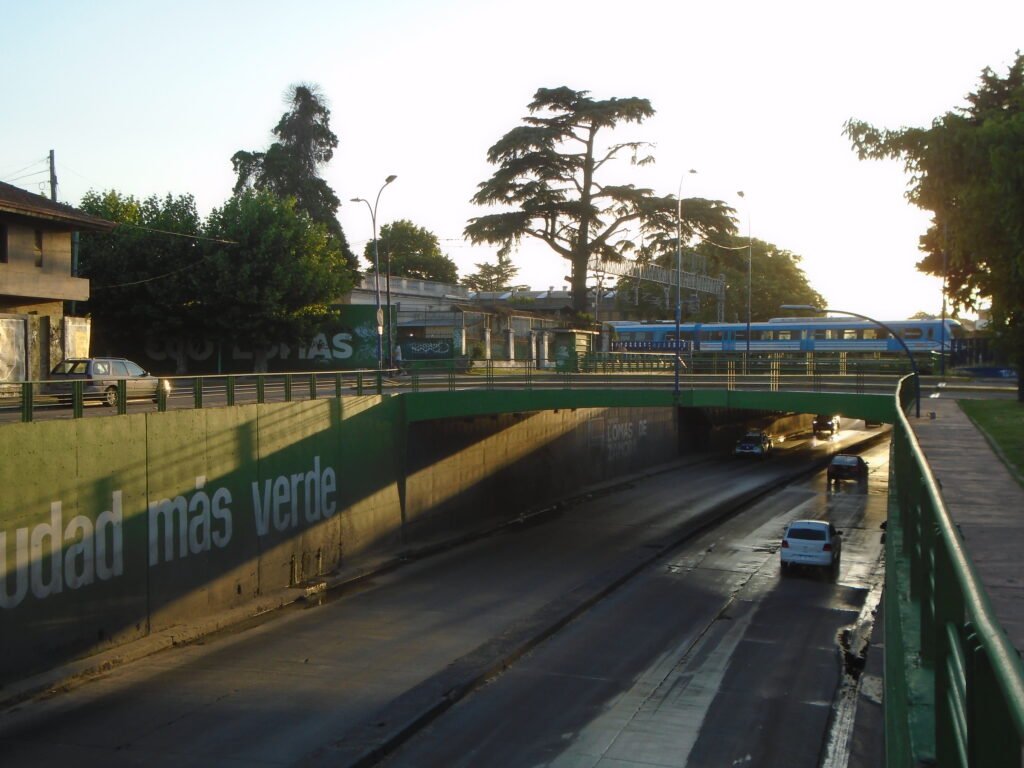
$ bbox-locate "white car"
[780,519,842,575]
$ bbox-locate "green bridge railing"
[1,353,918,424]
[888,374,1024,766]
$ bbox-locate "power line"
[115,221,237,244]
[2,169,49,184]
[0,156,48,181]
[90,224,237,289]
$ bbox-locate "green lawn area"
[959,399,1024,484]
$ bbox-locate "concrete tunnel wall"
[0,395,810,686]
[0,398,680,685]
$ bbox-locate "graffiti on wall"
[0,318,26,383]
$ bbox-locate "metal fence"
[887,374,1024,766]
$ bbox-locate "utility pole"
[48,150,58,202]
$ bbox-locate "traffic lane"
[381,565,757,768]
[0,449,837,767]
[685,579,864,768]
[382,444,888,767]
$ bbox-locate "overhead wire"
[0,156,48,181]
[89,223,237,290]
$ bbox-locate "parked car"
[733,430,773,458]
[827,454,869,484]
[780,519,842,574]
[44,358,170,406]
[813,413,841,437]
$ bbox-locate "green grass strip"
[958,399,1024,487]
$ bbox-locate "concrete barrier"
[0,397,681,686]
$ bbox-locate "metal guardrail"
[0,354,934,424]
[888,374,1024,766]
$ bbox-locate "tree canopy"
[366,219,458,284]
[461,253,519,292]
[77,190,205,352]
[77,188,351,370]
[697,236,825,323]
[844,53,1024,396]
[231,83,357,270]
[465,86,735,315]
[202,190,352,357]
[612,235,824,323]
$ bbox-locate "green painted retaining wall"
[0,396,679,686]
[2,387,883,687]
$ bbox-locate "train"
[604,316,964,354]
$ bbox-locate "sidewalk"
[910,396,1024,649]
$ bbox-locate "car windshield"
[787,527,826,540]
[832,455,859,466]
[50,360,89,375]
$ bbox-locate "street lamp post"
[737,191,752,357]
[781,304,921,418]
[351,174,397,369]
[675,169,697,397]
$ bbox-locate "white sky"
[5,0,1021,320]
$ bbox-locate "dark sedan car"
[813,413,840,437]
[827,454,868,484]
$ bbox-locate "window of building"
[0,225,7,263]
[33,229,43,267]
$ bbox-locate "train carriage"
[605,317,962,355]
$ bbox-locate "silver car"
[45,357,170,406]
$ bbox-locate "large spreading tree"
[844,53,1024,399]
[232,83,357,271]
[465,86,734,315]
[366,219,459,283]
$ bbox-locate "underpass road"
[378,439,889,767]
[0,427,888,767]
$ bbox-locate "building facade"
[0,181,114,381]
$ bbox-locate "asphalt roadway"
[0,425,888,767]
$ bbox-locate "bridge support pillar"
[505,328,515,361]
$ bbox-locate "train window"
[701,330,724,341]
[862,329,879,340]
[927,327,934,339]
[843,329,858,340]
[735,331,747,341]
[634,331,652,341]
[814,329,827,340]
[902,328,922,340]
[775,330,798,340]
